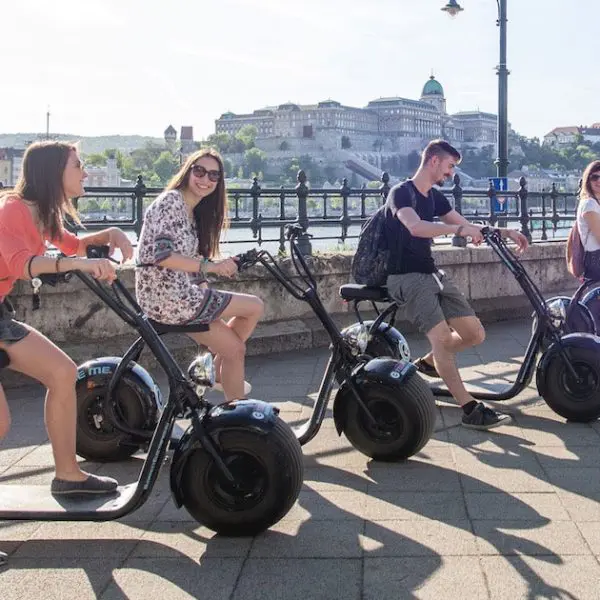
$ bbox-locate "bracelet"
[456,225,464,237]
[27,255,35,279]
[55,256,64,273]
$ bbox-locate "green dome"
[422,75,444,97]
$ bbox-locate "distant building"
[85,158,121,187]
[543,125,600,148]
[180,126,195,155]
[214,75,508,158]
[0,148,24,186]
[164,125,177,147]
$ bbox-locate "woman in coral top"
[0,141,133,496]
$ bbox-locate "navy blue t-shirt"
[384,181,452,274]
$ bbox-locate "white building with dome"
[214,76,512,180]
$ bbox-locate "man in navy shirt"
[385,139,528,430]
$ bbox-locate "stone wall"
[3,242,575,383]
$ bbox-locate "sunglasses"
[190,164,221,182]
[591,173,600,182]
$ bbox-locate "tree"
[407,150,420,172]
[235,125,258,150]
[279,140,290,151]
[153,151,179,184]
[243,147,267,178]
[341,135,351,149]
[204,132,232,154]
[85,153,107,167]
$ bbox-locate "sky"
[1,0,598,142]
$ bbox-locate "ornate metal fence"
[0,172,579,255]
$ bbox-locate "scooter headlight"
[187,352,215,397]
[397,333,411,362]
[545,297,570,329]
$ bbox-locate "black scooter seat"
[147,318,209,334]
[339,284,390,302]
[0,482,136,520]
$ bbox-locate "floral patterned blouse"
[135,189,231,325]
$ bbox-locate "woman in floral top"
[136,148,263,401]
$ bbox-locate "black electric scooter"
[234,223,437,460]
[75,226,437,463]
[0,253,303,536]
[343,227,600,422]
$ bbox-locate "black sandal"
[413,356,440,378]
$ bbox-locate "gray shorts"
[386,271,475,335]
[0,299,30,346]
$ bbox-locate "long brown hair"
[166,148,228,259]
[8,141,81,241]
[580,160,600,202]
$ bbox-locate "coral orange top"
[0,195,81,301]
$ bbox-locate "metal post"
[133,175,146,239]
[249,177,261,238]
[339,178,351,242]
[295,170,312,255]
[496,0,509,180]
[451,174,466,247]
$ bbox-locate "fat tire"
[180,418,303,536]
[541,345,600,422]
[76,382,152,462]
[343,374,436,461]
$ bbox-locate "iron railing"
[0,172,579,255]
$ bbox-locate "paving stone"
[363,492,468,521]
[481,555,600,600]
[473,520,590,556]
[250,520,363,558]
[232,558,361,600]
[363,556,488,600]
[100,557,244,600]
[132,521,252,559]
[362,519,479,557]
[465,492,569,521]
[0,558,116,600]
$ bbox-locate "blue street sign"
[490,177,508,192]
[490,177,509,213]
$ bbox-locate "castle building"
[214,75,502,157]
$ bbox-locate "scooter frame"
[0,269,280,521]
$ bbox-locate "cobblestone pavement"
[2,319,600,599]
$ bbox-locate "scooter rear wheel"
[541,345,600,422]
[179,418,303,535]
[76,381,154,462]
[343,375,436,461]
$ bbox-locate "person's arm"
[582,210,600,245]
[0,223,115,281]
[397,193,482,241]
[77,227,134,262]
[143,198,237,278]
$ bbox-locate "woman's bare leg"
[212,292,264,383]
[0,381,10,440]
[3,328,87,481]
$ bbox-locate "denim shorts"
[0,299,30,345]
[386,271,476,335]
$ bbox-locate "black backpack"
[351,182,418,287]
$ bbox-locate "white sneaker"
[213,381,252,396]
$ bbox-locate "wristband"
[27,255,36,279]
[55,256,64,273]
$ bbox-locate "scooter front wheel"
[343,375,436,461]
[179,418,303,536]
[539,344,600,422]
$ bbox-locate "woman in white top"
[577,160,600,279]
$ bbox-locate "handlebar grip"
[86,244,111,259]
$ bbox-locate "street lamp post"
[442,0,509,179]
